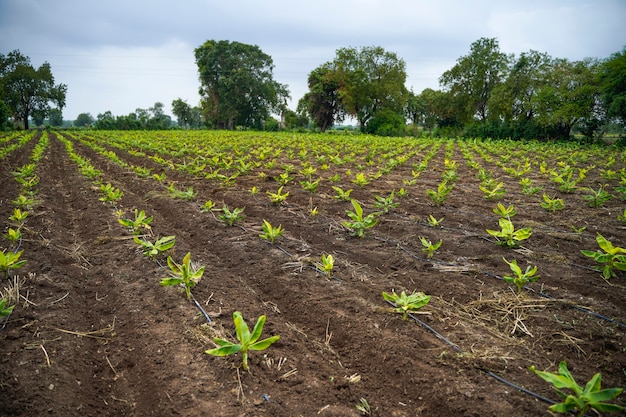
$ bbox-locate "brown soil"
[1,131,625,417]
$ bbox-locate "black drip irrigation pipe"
[190,292,212,324]
[380,234,626,331]
[385,299,557,407]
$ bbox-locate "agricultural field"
[1,130,625,416]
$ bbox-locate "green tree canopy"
[75,112,94,127]
[0,50,67,129]
[440,37,511,124]
[333,46,407,131]
[599,46,626,125]
[194,40,289,129]
[298,64,343,132]
[171,98,192,128]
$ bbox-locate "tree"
[0,50,67,129]
[298,64,343,132]
[171,98,192,128]
[194,40,289,129]
[599,47,626,125]
[440,38,511,124]
[533,58,601,140]
[48,108,63,126]
[0,99,10,130]
[75,112,94,127]
[332,46,407,131]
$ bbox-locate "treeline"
[299,38,626,142]
[2,38,624,142]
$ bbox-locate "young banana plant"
[205,311,280,370]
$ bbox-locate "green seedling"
[4,228,21,244]
[426,181,453,205]
[571,225,587,234]
[249,186,259,195]
[396,187,408,197]
[12,194,36,210]
[218,205,245,226]
[382,290,431,321]
[205,311,280,371]
[332,186,353,201]
[9,208,28,229]
[502,257,539,293]
[541,193,565,212]
[486,218,532,248]
[355,397,371,415]
[0,297,15,318]
[134,235,175,260]
[618,208,626,223]
[342,199,379,238]
[493,203,517,218]
[160,252,205,300]
[274,171,294,185]
[530,361,624,416]
[118,209,153,235]
[315,253,334,279]
[259,219,284,244]
[167,184,196,200]
[351,172,370,187]
[373,191,399,213]
[426,214,444,227]
[419,236,442,259]
[266,186,289,205]
[300,178,320,193]
[480,181,506,199]
[200,199,216,213]
[309,206,319,217]
[0,250,26,277]
[581,233,626,280]
[99,183,123,204]
[582,187,612,208]
[520,177,542,195]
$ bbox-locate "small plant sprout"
[530,361,624,416]
[249,186,259,195]
[300,178,320,193]
[200,199,216,213]
[396,187,408,197]
[160,252,205,300]
[581,233,626,280]
[571,225,587,234]
[99,183,123,204]
[4,228,22,244]
[266,186,289,205]
[134,235,175,260]
[0,297,15,318]
[309,206,319,217]
[480,181,506,199]
[259,219,284,244]
[355,397,371,415]
[218,205,245,226]
[541,193,565,212]
[502,257,539,293]
[12,194,36,210]
[426,214,444,227]
[419,236,442,259]
[583,186,612,208]
[332,186,353,201]
[618,208,626,223]
[352,172,370,187]
[9,208,28,229]
[520,177,542,195]
[492,203,517,218]
[0,250,26,278]
[382,290,431,320]
[486,218,532,248]
[426,181,454,205]
[118,209,153,235]
[373,191,399,214]
[342,199,379,238]
[315,253,334,279]
[205,311,280,371]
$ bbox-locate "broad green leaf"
[160,277,183,287]
[249,335,280,351]
[205,344,242,357]
[233,311,250,344]
[249,315,267,344]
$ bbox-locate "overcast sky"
[1,0,625,121]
